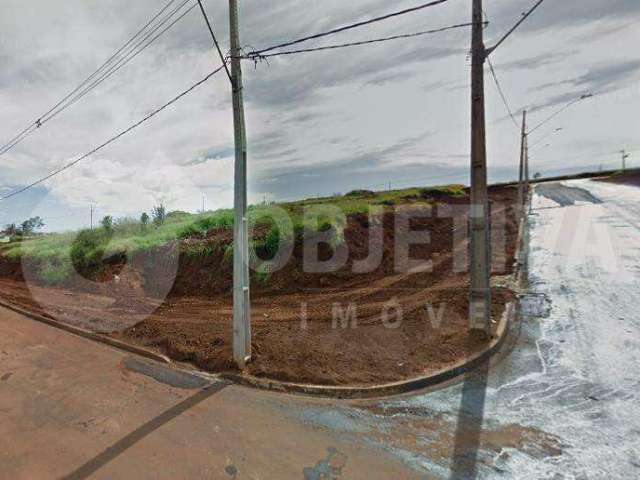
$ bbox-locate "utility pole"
[517,110,527,215]
[90,204,94,230]
[229,0,251,368]
[621,150,630,171]
[469,0,491,337]
[524,135,530,188]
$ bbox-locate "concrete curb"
[221,197,529,400]
[0,194,529,400]
[221,303,514,399]
[0,299,171,365]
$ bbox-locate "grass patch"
[2,183,466,275]
[419,184,467,199]
[39,259,73,285]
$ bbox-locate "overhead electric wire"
[0,0,195,158]
[0,63,228,202]
[487,0,547,55]
[244,22,478,59]
[528,93,593,135]
[40,0,197,126]
[0,0,182,157]
[40,0,182,124]
[196,0,232,83]
[528,127,563,149]
[487,57,519,130]
[247,0,450,58]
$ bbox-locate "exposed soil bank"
[595,170,640,188]
[0,186,520,386]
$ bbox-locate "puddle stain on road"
[519,293,552,318]
[303,447,348,480]
[121,357,210,390]
[536,183,603,207]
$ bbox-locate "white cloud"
[1,0,639,230]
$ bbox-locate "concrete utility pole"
[229,0,251,368]
[524,135,530,189]
[469,0,491,337]
[90,204,94,230]
[517,110,527,215]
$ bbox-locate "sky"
[1,0,639,231]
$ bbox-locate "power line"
[528,127,562,149]
[244,22,478,60]
[0,0,183,157]
[196,0,232,83]
[0,63,228,202]
[486,0,547,56]
[0,0,196,158]
[247,0,451,57]
[528,93,593,135]
[487,57,519,130]
[40,0,197,126]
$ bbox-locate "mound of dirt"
[0,185,521,386]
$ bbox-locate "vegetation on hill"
[0,184,468,284]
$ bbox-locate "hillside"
[0,183,519,386]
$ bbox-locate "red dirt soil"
[0,186,520,386]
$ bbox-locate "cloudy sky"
[1,0,639,231]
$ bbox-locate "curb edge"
[0,299,171,365]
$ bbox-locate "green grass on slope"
[1,184,464,284]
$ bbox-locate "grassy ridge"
[0,184,466,284]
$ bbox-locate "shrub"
[264,226,282,257]
[101,216,113,231]
[39,259,72,285]
[419,185,467,200]
[179,211,234,239]
[184,243,215,258]
[222,244,234,264]
[20,216,45,235]
[140,212,150,230]
[254,270,270,286]
[69,229,112,275]
[152,204,166,227]
[345,189,375,198]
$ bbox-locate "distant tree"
[20,216,45,236]
[151,204,166,227]
[3,223,19,237]
[533,172,542,180]
[101,215,114,231]
[140,212,150,230]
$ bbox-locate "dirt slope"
[0,185,520,386]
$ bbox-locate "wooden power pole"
[469,0,491,336]
[517,110,527,215]
[229,0,251,368]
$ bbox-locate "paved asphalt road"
[1,179,639,479]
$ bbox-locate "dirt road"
[0,305,420,480]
